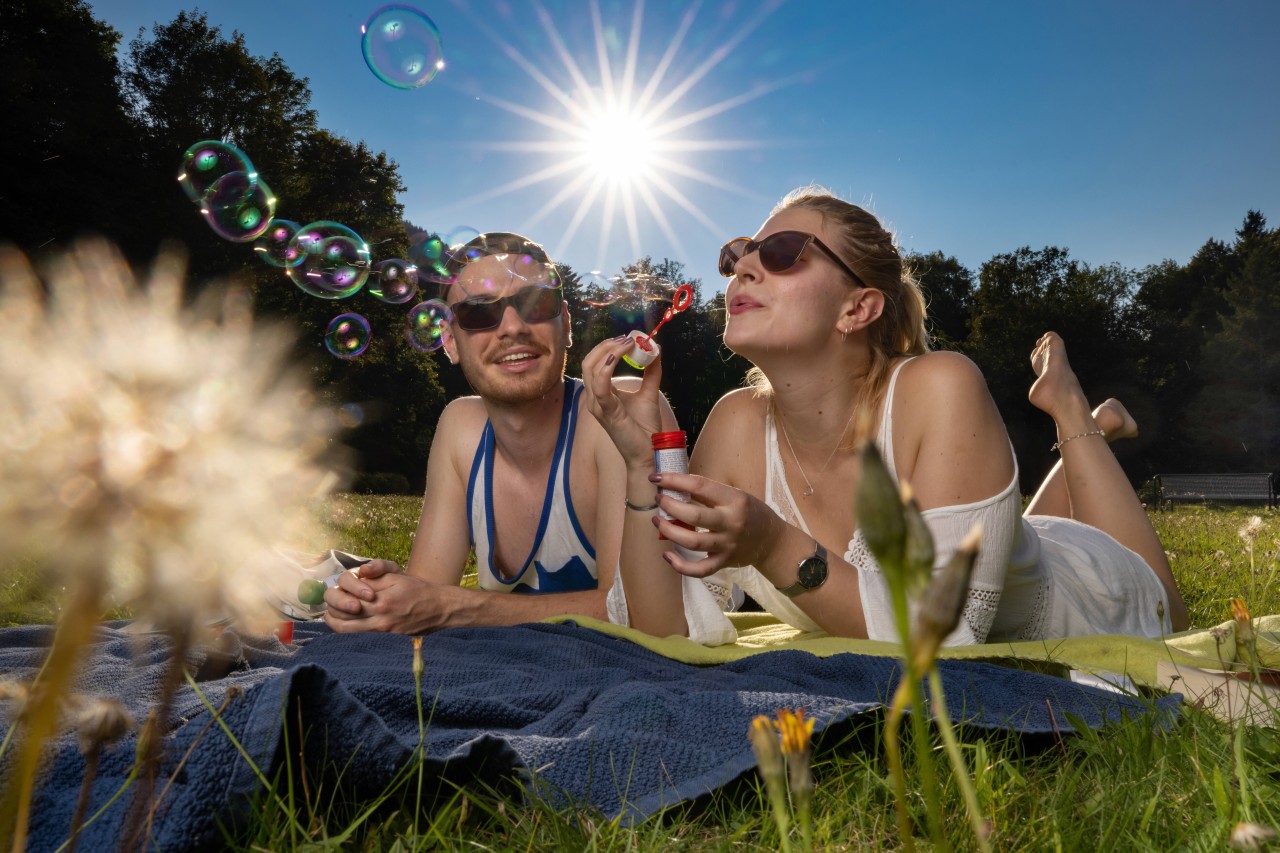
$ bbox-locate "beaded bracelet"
[624,497,660,512]
[1050,428,1105,453]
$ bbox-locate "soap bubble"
[369,258,420,304]
[200,171,276,242]
[406,299,452,352]
[178,140,255,203]
[288,221,371,299]
[361,5,445,89]
[409,233,451,284]
[324,313,372,359]
[253,219,304,268]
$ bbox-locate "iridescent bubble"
[361,5,445,89]
[253,219,304,268]
[178,140,255,203]
[446,226,480,250]
[287,221,371,299]
[409,233,452,283]
[200,171,276,242]
[406,299,452,352]
[369,258,420,304]
[324,313,372,359]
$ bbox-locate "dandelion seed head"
[0,241,343,636]
[72,697,135,753]
[1238,516,1264,543]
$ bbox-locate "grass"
[4,500,1280,851]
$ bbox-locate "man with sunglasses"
[325,232,678,634]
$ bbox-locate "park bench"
[1156,473,1277,510]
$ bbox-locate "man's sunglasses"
[450,285,564,332]
[718,230,866,288]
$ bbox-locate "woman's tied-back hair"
[748,185,931,448]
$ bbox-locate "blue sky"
[89,0,1280,292]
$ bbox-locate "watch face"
[797,554,828,588]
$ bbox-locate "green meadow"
[3,499,1278,851]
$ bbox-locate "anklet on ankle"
[1050,428,1105,453]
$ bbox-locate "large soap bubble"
[287,221,371,299]
[406,299,452,352]
[324,313,372,359]
[200,171,276,242]
[361,5,444,89]
[253,219,305,268]
[178,140,255,203]
[369,259,420,304]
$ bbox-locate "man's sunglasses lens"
[718,232,810,277]
[452,286,562,331]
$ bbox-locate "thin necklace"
[775,405,860,497]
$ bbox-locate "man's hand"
[323,566,457,634]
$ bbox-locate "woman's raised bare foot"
[1028,332,1091,423]
[1093,398,1138,443]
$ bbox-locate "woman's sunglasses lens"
[760,232,808,272]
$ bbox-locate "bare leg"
[1025,332,1188,631]
[1025,398,1137,518]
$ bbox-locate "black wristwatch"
[775,540,828,598]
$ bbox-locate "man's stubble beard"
[457,346,569,406]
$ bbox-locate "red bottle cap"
[651,430,687,450]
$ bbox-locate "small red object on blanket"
[275,621,294,645]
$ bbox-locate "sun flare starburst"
[444,0,790,273]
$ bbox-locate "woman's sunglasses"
[450,285,564,332]
[718,230,866,288]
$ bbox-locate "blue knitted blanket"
[0,621,1177,851]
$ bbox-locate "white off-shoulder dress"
[608,359,1170,646]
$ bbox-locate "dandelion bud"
[857,443,906,576]
[1230,598,1256,665]
[748,715,785,782]
[73,698,134,754]
[915,525,981,662]
[900,482,934,597]
[412,636,424,681]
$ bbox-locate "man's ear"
[442,324,459,364]
[561,305,573,349]
[841,287,886,333]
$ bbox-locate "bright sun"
[577,107,656,184]
[451,1,789,270]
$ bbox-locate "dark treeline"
[4,2,1277,494]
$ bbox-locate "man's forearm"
[438,585,609,627]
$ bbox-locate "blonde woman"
[581,187,1187,644]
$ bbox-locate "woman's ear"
[841,287,885,333]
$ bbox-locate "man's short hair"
[443,232,555,280]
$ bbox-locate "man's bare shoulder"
[435,396,489,454]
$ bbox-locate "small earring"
[841,327,848,342]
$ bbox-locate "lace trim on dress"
[845,528,879,574]
[960,587,1001,641]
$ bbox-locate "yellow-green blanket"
[550,613,1280,687]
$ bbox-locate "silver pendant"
[802,486,814,497]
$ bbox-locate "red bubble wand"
[622,283,694,369]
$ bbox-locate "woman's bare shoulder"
[690,388,767,482]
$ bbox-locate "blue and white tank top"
[466,377,598,594]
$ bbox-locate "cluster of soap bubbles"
[180,139,457,360]
[178,141,277,243]
[361,5,445,89]
[582,270,693,327]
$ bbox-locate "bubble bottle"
[652,431,693,535]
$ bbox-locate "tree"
[1183,215,1280,472]
[908,251,974,350]
[965,247,1142,489]
[0,0,146,254]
